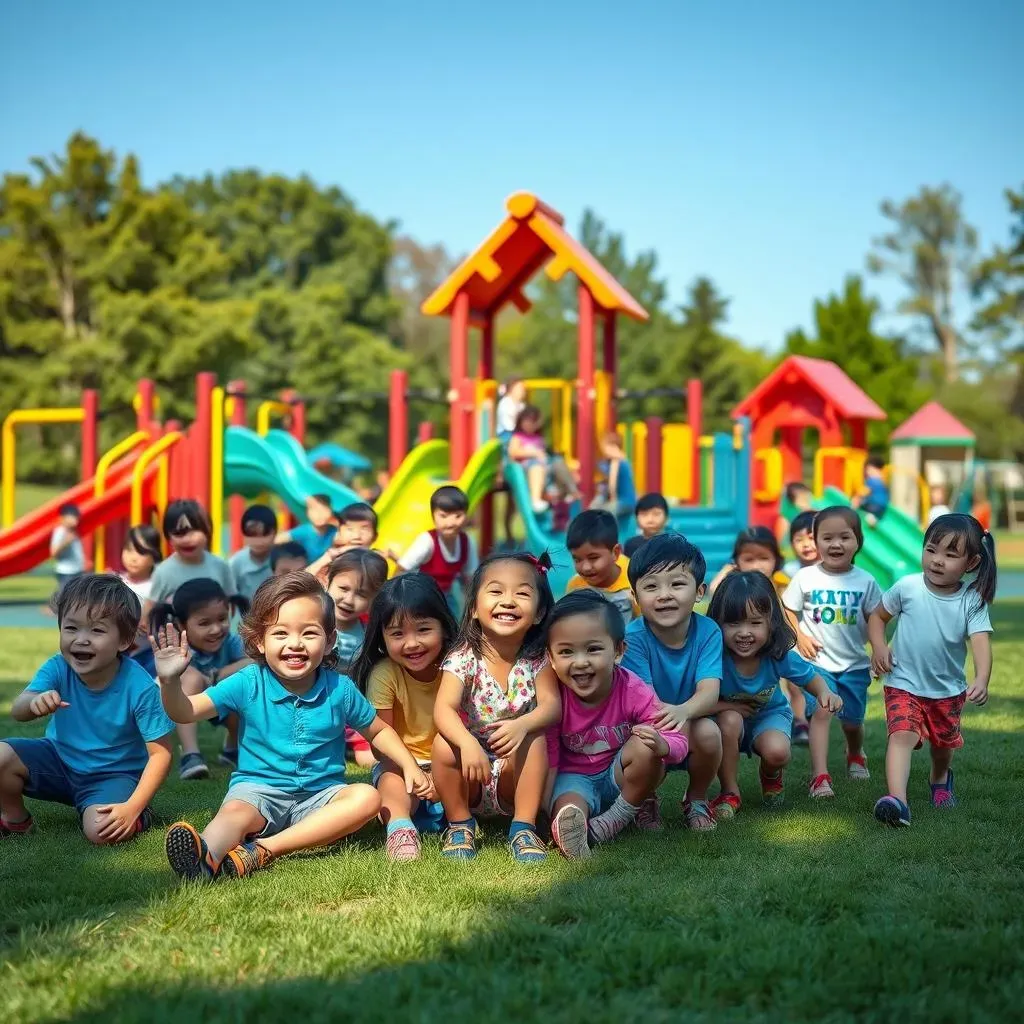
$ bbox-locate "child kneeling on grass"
[152,572,432,880]
[351,574,459,861]
[706,571,842,816]
[545,591,688,860]
[0,575,174,843]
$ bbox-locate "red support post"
[135,378,156,432]
[602,313,617,432]
[389,369,408,475]
[282,389,306,445]
[80,388,99,564]
[449,291,471,479]
[686,378,702,505]
[418,421,434,443]
[193,372,215,508]
[577,285,596,505]
[479,318,494,380]
[228,380,247,553]
[645,416,664,494]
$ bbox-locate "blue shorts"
[3,737,142,815]
[740,705,794,755]
[223,781,354,838]
[371,762,446,834]
[805,668,870,725]
[549,751,624,816]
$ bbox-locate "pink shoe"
[385,826,421,862]
[635,795,664,832]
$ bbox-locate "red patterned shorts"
[883,686,965,750]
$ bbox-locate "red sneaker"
[760,767,785,807]
[710,792,742,820]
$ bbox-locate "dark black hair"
[566,509,619,552]
[150,578,248,639]
[788,510,817,543]
[813,505,863,552]
[327,548,388,593]
[123,524,163,564]
[58,503,81,518]
[309,493,333,509]
[456,551,555,661]
[55,573,141,644]
[634,492,669,516]
[430,485,469,514]
[626,532,707,588]
[784,482,811,503]
[351,573,459,688]
[866,456,886,471]
[546,590,626,647]
[271,541,308,570]
[924,513,997,605]
[731,526,782,572]
[337,502,378,530]
[514,404,543,432]
[163,499,211,541]
[241,504,277,535]
[623,535,647,558]
[707,570,796,662]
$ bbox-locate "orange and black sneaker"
[165,821,220,881]
[760,767,785,808]
[220,840,274,879]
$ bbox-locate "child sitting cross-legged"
[706,571,842,816]
[351,574,459,861]
[0,575,175,843]
[545,591,688,860]
[152,571,431,880]
[566,509,639,623]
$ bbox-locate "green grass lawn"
[2,608,1024,1023]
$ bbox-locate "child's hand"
[420,770,438,803]
[94,802,139,843]
[871,645,894,678]
[819,690,844,714]
[966,679,989,706]
[731,698,759,720]
[653,702,688,733]
[796,631,823,661]
[149,624,192,680]
[631,724,669,757]
[482,718,528,759]
[459,738,493,784]
[28,689,69,719]
[404,763,433,798]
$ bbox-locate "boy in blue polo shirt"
[621,533,724,832]
[153,571,432,880]
[0,575,174,843]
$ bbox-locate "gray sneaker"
[179,752,210,781]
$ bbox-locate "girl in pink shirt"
[546,590,688,860]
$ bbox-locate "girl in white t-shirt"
[782,507,882,799]
[119,525,163,602]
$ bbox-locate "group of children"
[2,479,996,878]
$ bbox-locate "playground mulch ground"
[1,602,1023,1023]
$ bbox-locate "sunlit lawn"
[1,605,1023,1023]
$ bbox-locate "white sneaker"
[531,500,550,514]
[847,755,871,780]
[551,805,591,860]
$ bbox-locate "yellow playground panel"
[621,421,695,502]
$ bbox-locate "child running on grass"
[783,507,882,798]
[153,572,431,880]
[621,534,723,832]
[707,571,842,817]
[868,514,995,828]
[545,591,688,860]
[352,574,459,861]
[0,575,174,843]
[150,579,251,780]
[432,552,560,862]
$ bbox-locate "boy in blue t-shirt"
[620,533,724,832]
[276,493,337,562]
[0,575,175,843]
[854,457,890,526]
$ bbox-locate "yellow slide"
[375,439,503,562]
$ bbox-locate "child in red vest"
[397,486,477,613]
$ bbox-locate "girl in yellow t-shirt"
[351,574,459,862]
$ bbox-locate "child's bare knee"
[343,782,382,818]
[760,741,791,771]
[691,717,722,754]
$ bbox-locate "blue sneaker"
[509,826,547,863]
[930,769,957,809]
[441,824,477,860]
[874,795,911,828]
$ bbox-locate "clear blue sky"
[2,0,1021,349]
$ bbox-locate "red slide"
[0,455,159,579]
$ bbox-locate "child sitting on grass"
[432,553,560,862]
[153,572,430,880]
[118,524,164,676]
[621,534,723,832]
[545,591,687,860]
[0,575,174,843]
[706,571,841,817]
[352,574,459,861]
[868,514,995,828]
[623,492,669,558]
[229,504,277,601]
[566,509,639,622]
[150,579,251,781]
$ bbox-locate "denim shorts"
[805,668,870,725]
[370,761,446,834]
[4,737,142,815]
[549,751,624,816]
[740,705,795,755]
[223,781,348,837]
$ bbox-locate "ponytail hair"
[923,513,997,605]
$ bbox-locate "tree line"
[1,133,1021,483]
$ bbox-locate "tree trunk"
[930,313,959,382]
